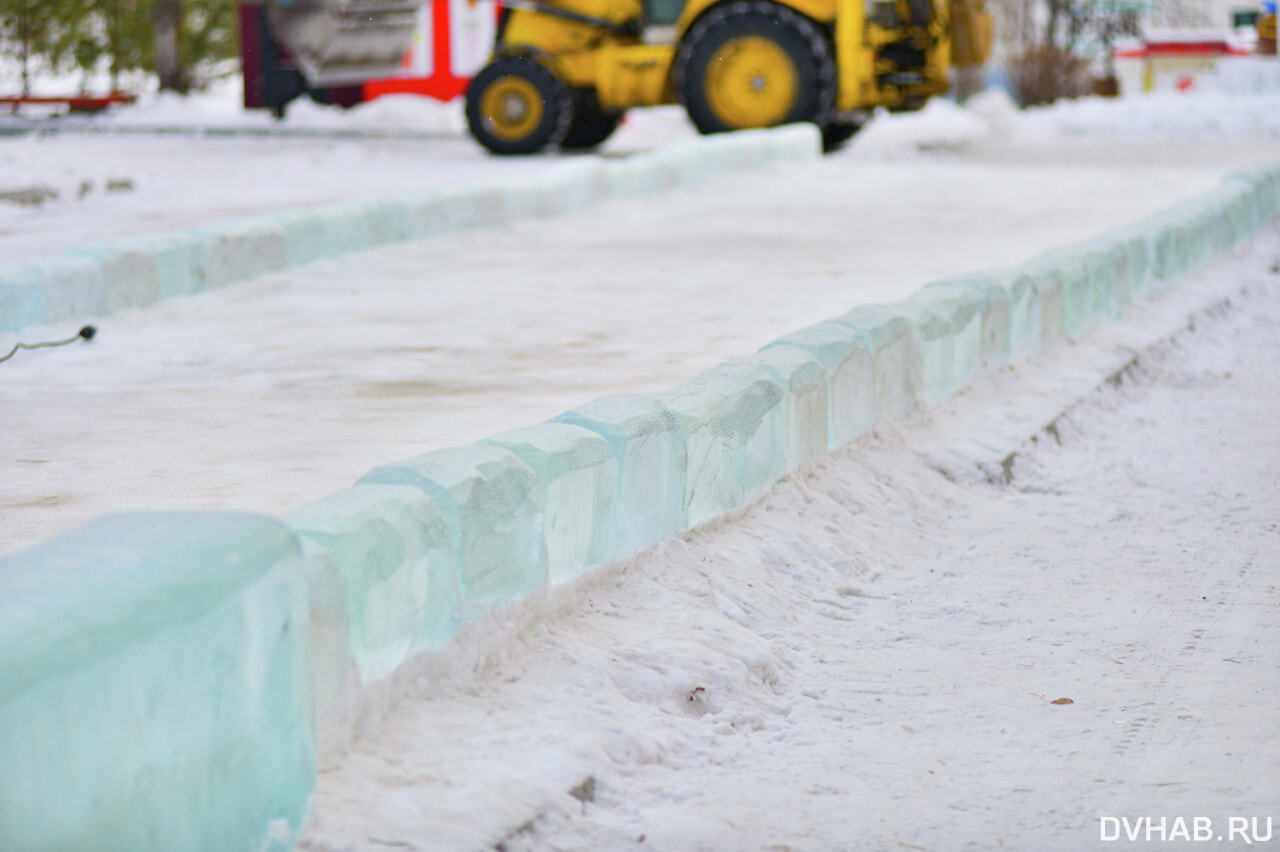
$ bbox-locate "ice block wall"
[0,514,314,852]
[0,125,822,336]
[1,135,1276,850]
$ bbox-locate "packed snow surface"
[300,232,1280,851]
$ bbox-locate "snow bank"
[2,150,1278,850]
[848,97,994,158]
[0,123,821,336]
[1016,89,1280,139]
[0,72,468,134]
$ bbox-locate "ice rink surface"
[3,91,1279,554]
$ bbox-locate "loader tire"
[561,92,625,150]
[465,56,572,156]
[675,1,834,135]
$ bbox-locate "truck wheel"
[560,93,625,150]
[465,56,571,155]
[675,1,834,135]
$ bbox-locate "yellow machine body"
[499,0,984,109]
[468,0,990,152]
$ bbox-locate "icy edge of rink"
[0,123,822,336]
[0,158,1276,852]
[0,513,315,852]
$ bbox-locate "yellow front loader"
[465,0,991,153]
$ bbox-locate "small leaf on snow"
[1051,697,1074,705]
[568,775,596,803]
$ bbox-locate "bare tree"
[152,0,191,92]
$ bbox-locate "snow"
[1017,90,1280,138]
[298,229,1280,850]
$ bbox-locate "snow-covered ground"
[3,103,1277,555]
[299,228,1280,851]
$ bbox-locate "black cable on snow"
[0,325,97,364]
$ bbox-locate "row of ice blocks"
[0,126,822,335]
[287,165,1280,734]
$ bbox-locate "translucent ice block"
[412,182,508,233]
[485,422,620,584]
[1223,180,1261,246]
[360,445,547,621]
[294,535,354,758]
[602,156,661,200]
[358,197,415,248]
[0,263,48,333]
[1138,205,1202,289]
[685,360,787,500]
[193,218,288,291]
[306,201,374,259]
[1023,247,1099,342]
[997,266,1042,361]
[744,345,829,472]
[659,381,742,528]
[918,273,1011,370]
[63,240,161,314]
[287,484,460,683]
[37,254,105,323]
[146,231,208,298]
[503,161,603,221]
[763,321,874,448]
[895,286,983,404]
[1019,258,1068,351]
[272,207,333,267]
[0,513,314,852]
[1099,227,1152,307]
[833,303,921,425]
[554,395,687,558]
